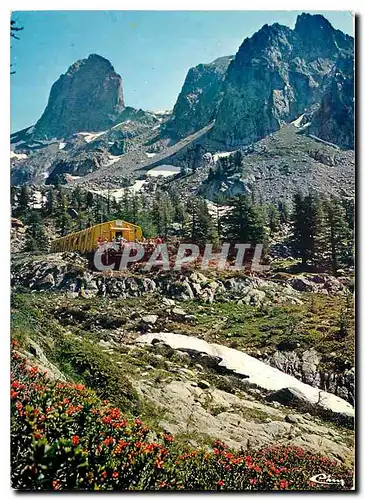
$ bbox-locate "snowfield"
[138,332,354,418]
[77,131,106,143]
[213,151,237,162]
[10,151,27,160]
[146,165,180,177]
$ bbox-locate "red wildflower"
[102,436,114,447]
[279,480,289,490]
[217,480,225,487]
[250,479,257,486]
[112,472,119,479]
[53,480,61,490]
[71,435,80,446]
[134,418,142,426]
[163,433,174,442]
[10,390,19,399]
[74,384,85,391]
[101,471,108,479]
[143,443,157,453]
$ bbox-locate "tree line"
[12,185,354,274]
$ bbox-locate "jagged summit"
[11,13,354,190]
[32,54,125,140]
[294,12,354,58]
[295,12,334,32]
[209,12,353,147]
[65,54,117,76]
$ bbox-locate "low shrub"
[11,341,353,491]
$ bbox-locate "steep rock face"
[171,56,233,138]
[33,54,125,139]
[308,57,354,149]
[211,13,354,148]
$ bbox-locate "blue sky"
[10,10,354,132]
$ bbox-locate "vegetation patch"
[11,346,354,491]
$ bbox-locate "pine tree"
[45,188,55,216]
[291,193,326,268]
[214,195,226,242]
[223,195,252,243]
[268,204,280,235]
[152,192,173,237]
[73,186,84,211]
[278,200,290,224]
[18,185,29,215]
[291,193,314,266]
[342,197,355,267]
[54,189,73,235]
[11,186,17,209]
[23,210,48,251]
[223,195,267,244]
[323,196,350,273]
[187,199,218,246]
[85,191,94,209]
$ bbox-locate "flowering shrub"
[11,341,354,491]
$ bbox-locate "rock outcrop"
[211,13,354,148]
[308,56,354,149]
[33,54,125,139]
[171,56,233,138]
[137,331,354,425]
[267,349,354,405]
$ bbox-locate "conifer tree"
[323,196,350,273]
[18,185,29,215]
[24,210,48,251]
[187,199,218,246]
[268,204,280,235]
[278,199,290,224]
[291,193,327,268]
[291,193,314,266]
[223,195,267,246]
[45,188,55,216]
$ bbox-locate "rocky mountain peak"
[210,13,353,147]
[295,12,334,34]
[65,54,116,76]
[33,54,125,140]
[294,13,353,58]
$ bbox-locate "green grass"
[12,288,354,377]
[178,294,354,370]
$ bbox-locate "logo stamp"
[309,473,345,488]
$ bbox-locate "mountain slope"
[171,56,233,138]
